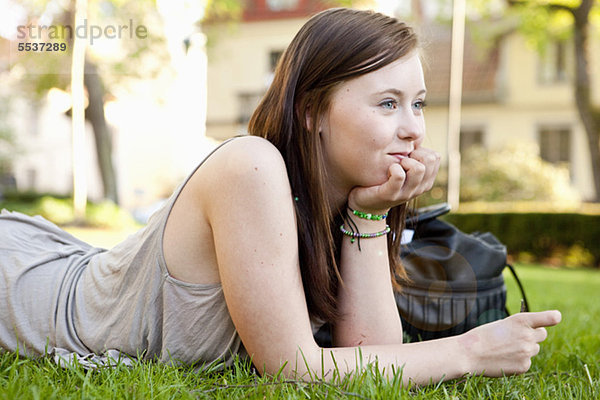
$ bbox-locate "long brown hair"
[248,8,418,323]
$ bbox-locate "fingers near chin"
[405,149,438,189]
[382,163,407,199]
[398,156,418,171]
[399,157,426,182]
[409,148,441,166]
[389,162,406,178]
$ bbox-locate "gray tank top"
[1,139,242,366]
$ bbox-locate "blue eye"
[381,100,397,110]
[413,100,427,110]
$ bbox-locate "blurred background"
[0,0,599,266]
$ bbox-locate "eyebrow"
[375,88,427,97]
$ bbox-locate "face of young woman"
[319,53,427,198]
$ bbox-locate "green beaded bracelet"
[348,207,388,221]
[340,224,391,243]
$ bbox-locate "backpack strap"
[505,263,530,313]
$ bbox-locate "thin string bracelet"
[343,208,361,250]
[340,224,391,244]
[348,207,388,221]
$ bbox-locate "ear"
[305,105,326,135]
[304,104,313,131]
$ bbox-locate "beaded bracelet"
[348,207,388,221]
[340,224,391,243]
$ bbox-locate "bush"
[443,212,600,268]
[38,196,74,225]
[419,143,581,205]
[460,143,579,202]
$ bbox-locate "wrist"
[455,331,479,376]
[343,205,388,231]
[347,194,391,217]
[348,207,391,217]
[347,207,388,222]
[346,202,390,218]
[340,208,390,249]
[344,213,388,231]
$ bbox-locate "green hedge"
[442,213,600,268]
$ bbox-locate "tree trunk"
[84,59,119,204]
[571,0,600,201]
[71,0,88,222]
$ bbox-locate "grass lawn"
[1,260,598,399]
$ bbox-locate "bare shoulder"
[213,136,285,172]
[199,136,291,208]
[229,135,282,156]
[163,136,290,285]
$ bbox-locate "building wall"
[205,18,306,140]
[8,98,104,200]
[425,103,593,199]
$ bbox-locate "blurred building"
[204,1,599,201]
[421,23,598,201]
[1,0,597,207]
[204,0,327,140]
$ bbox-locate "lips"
[389,152,410,162]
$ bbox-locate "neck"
[325,180,350,217]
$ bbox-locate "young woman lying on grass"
[0,7,560,386]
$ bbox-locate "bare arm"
[325,310,561,384]
[334,147,440,347]
[203,137,318,374]
[334,216,403,346]
[201,137,560,386]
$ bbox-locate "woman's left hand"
[348,147,440,213]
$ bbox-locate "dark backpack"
[396,203,528,342]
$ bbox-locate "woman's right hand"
[348,147,440,214]
[458,310,562,377]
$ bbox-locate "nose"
[396,107,425,142]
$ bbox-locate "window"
[538,41,568,84]
[459,127,484,152]
[238,92,263,125]
[266,0,299,11]
[243,0,319,21]
[269,50,283,72]
[539,126,571,164]
[26,168,37,189]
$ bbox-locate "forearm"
[289,336,470,386]
[331,338,469,385]
[299,310,562,385]
[334,214,403,346]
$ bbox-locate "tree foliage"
[467,0,600,201]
